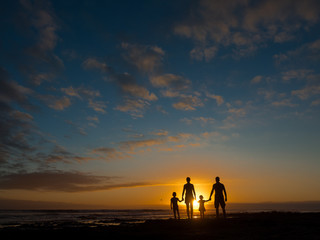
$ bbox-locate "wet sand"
[1,212,319,239]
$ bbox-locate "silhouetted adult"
[209,176,227,218]
[182,177,196,219]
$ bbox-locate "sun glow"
[193,199,199,209]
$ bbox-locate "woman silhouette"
[182,177,196,219]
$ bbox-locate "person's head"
[172,192,176,197]
[186,177,191,183]
[199,195,203,200]
[215,176,220,182]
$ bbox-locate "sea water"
[1,202,320,228]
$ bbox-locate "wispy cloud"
[150,74,191,91]
[121,42,165,73]
[82,58,157,117]
[18,0,64,84]
[0,170,154,192]
[206,92,224,106]
[172,94,203,111]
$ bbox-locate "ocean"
[1,202,320,229]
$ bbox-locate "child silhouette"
[170,192,183,219]
[198,195,210,219]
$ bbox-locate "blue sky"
[1,0,320,207]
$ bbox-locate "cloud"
[292,85,320,100]
[120,83,158,101]
[274,38,320,65]
[194,117,215,124]
[88,99,107,113]
[272,99,298,107]
[82,58,157,116]
[150,74,203,111]
[172,95,203,111]
[82,58,112,73]
[121,42,165,73]
[0,170,153,192]
[150,74,191,90]
[251,75,263,84]
[151,129,169,136]
[115,99,149,118]
[49,96,71,110]
[0,69,34,109]
[174,0,320,60]
[206,92,224,105]
[91,147,127,161]
[119,139,166,151]
[190,46,218,61]
[0,69,40,166]
[281,69,314,81]
[10,110,33,121]
[18,0,64,84]
[311,99,320,106]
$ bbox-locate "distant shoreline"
[1,197,320,210]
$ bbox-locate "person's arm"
[223,184,227,202]
[170,199,173,209]
[182,185,185,200]
[209,185,214,200]
[192,184,196,200]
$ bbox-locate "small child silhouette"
[170,192,183,219]
[198,195,210,219]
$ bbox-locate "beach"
[1,212,319,239]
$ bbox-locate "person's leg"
[216,207,219,218]
[186,203,190,219]
[177,208,180,219]
[190,203,193,218]
[222,207,226,218]
[173,208,177,219]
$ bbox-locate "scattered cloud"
[120,83,158,101]
[251,75,263,84]
[0,170,153,192]
[82,58,157,117]
[272,99,298,107]
[150,74,191,91]
[18,0,64,84]
[292,85,320,100]
[152,129,169,136]
[88,99,107,113]
[180,117,215,125]
[206,92,224,105]
[174,0,320,60]
[311,99,320,106]
[172,94,203,111]
[91,147,127,161]
[121,42,165,73]
[49,96,71,110]
[281,69,314,81]
[115,99,149,118]
[82,58,112,73]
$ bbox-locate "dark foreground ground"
[1,212,320,240]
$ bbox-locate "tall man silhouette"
[182,177,196,219]
[209,176,227,218]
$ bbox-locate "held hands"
[225,197,227,202]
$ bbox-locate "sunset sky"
[1,0,320,209]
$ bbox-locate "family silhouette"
[171,176,227,219]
